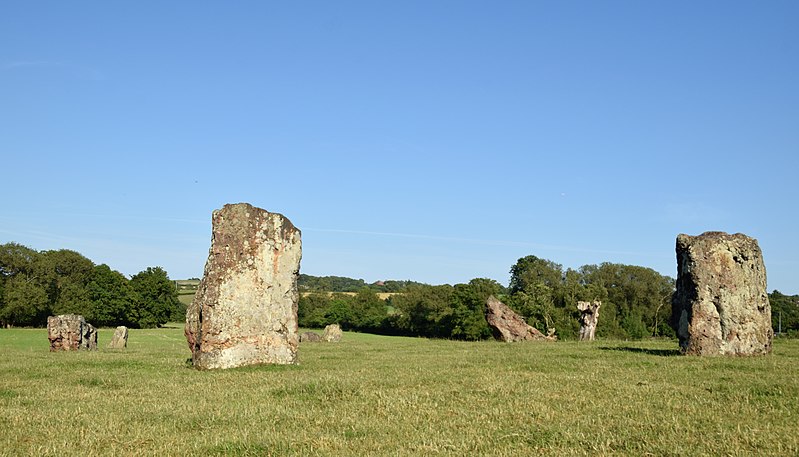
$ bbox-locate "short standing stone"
[47,315,97,351]
[484,296,555,342]
[300,331,322,343]
[671,232,772,356]
[185,203,302,369]
[109,326,129,349]
[577,301,601,341]
[322,324,342,342]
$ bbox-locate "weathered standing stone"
[485,296,555,342]
[47,315,97,351]
[185,203,302,369]
[109,326,129,349]
[577,301,601,341]
[300,331,322,343]
[322,324,342,342]
[671,232,772,356]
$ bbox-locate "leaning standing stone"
[185,203,302,369]
[485,296,555,342]
[322,324,342,342]
[47,315,97,351]
[109,326,128,349]
[671,231,772,356]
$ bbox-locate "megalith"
[185,203,302,369]
[577,301,601,341]
[300,331,322,343]
[671,232,772,356]
[322,324,342,342]
[485,296,555,342]
[109,326,128,349]
[47,315,97,351]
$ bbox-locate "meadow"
[1,327,797,456]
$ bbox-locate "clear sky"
[2,2,797,293]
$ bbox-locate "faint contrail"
[302,227,655,257]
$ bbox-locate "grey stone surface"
[47,314,97,351]
[322,324,342,342]
[671,231,772,356]
[485,296,555,342]
[185,203,302,369]
[109,326,128,349]
[577,301,601,341]
[300,331,322,342]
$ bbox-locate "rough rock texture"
[109,326,128,349]
[577,301,601,341]
[300,331,322,343]
[185,203,302,369]
[47,315,97,351]
[671,232,772,356]
[485,296,555,342]
[322,324,342,342]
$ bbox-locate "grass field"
[177,293,195,306]
[175,280,200,307]
[1,327,797,456]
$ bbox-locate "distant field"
[1,327,797,455]
[178,286,398,306]
[175,280,199,306]
[300,291,398,300]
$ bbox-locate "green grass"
[1,327,798,456]
[176,280,199,307]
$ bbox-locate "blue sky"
[2,2,797,293]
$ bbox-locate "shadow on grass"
[599,346,682,357]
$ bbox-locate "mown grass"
[1,327,797,456]
[177,293,195,306]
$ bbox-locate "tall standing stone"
[185,203,302,369]
[671,232,772,356]
[577,301,601,341]
[47,315,97,351]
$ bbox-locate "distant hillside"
[175,279,200,306]
[175,275,426,299]
[298,274,427,293]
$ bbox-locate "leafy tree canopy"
[0,242,180,328]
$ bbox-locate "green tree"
[0,242,38,278]
[770,290,799,335]
[581,263,674,339]
[38,249,95,316]
[391,284,454,338]
[87,264,137,327]
[509,255,563,294]
[298,292,332,328]
[0,243,42,326]
[347,288,387,331]
[0,275,50,326]
[447,278,499,340]
[324,296,353,327]
[129,267,181,328]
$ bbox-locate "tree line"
[298,274,426,293]
[770,290,799,336]
[0,242,183,328]
[300,255,799,340]
[299,256,675,340]
[4,239,795,338]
